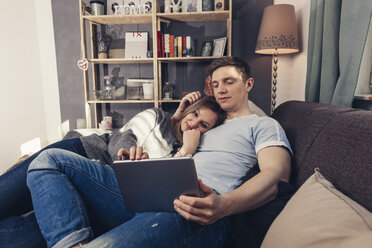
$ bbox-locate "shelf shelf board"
[88,99,183,104]
[158,56,223,62]
[83,14,152,25]
[89,56,226,64]
[88,100,156,103]
[157,11,230,22]
[89,58,153,64]
[159,99,182,103]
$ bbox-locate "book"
[125,32,148,59]
[186,36,191,57]
[182,36,186,57]
[164,34,170,57]
[177,36,182,58]
[170,35,175,57]
[161,33,165,57]
[157,31,162,57]
[174,37,178,57]
[185,36,195,57]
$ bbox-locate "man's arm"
[173,146,291,225]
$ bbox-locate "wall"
[234,0,274,114]
[52,0,274,128]
[273,0,310,106]
[0,0,60,174]
[51,0,86,130]
[272,1,371,109]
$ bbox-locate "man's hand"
[117,146,149,160]
[173,180,228,225]
[171,91,202,123]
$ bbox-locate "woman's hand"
[171,91,202,123]
[174,130,200,157]
[117,146,149,160]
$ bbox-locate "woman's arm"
[171,91,202,123]
[108,129,138,160]
[174,130,201,157]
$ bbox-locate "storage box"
[109,49,125,58]
[126,79,154,100]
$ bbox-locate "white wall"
[273,0,310,106]
[0,0,60,174]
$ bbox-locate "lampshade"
[255,4,299,55]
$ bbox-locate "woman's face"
[180,107,218,134]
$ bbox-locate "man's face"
[211,66,252,113]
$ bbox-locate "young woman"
[0,93,225,248]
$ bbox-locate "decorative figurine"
[164,0,171,13]
[171,0,182,13]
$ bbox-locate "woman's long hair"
[173,96,226,145]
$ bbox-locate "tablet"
[112,156,201,213]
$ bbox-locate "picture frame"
[200,41,213,57]
[186,0,199,12]
[212,37,227,56]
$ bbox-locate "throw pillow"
[261,170,372,248]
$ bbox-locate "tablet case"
[112,157,200,212]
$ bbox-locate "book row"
[157,32,196,58]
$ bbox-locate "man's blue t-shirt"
[193,114,292,194]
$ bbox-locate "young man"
[83,56,292,247]
[174,56,293,247]
[175,57,291,222]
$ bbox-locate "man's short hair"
[206,56,252,82]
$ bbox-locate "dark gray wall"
[52,0,273,129]
[232,0,273,114]
[52,0,85,129]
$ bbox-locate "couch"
[257,100,372,247]
[66,100,372,247]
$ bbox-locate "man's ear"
[245,78,254,93]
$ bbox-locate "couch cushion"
[272,101,372,212]
[261,170,372,248]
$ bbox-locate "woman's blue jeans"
[27,149,228,248]
[0,138,87,248]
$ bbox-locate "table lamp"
[255,4,299,113]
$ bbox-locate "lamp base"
[271,50,278,114]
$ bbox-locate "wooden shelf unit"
[79,0,232,128]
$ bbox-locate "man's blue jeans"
[0,138,87,248]
[27,149,228,248]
